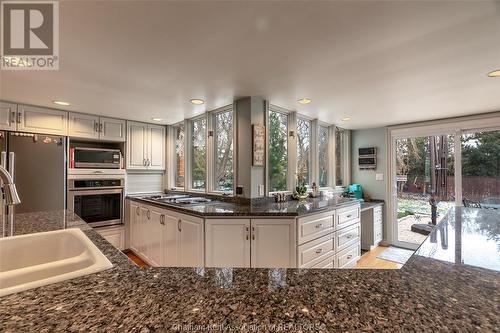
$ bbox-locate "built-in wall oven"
[67,176,124,228]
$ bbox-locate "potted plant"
[295,166,308,201]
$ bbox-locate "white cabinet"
[69,112,126,142]
[0,102,17,131]
[126,121,165,170]
[69,113,99,139]
[251,219,296,268]
[205,219,251,268]
[100,117,126,142]
[129,202,141,253]
[179,216,204,267]
[96,225,125,251]
[361,204,384,251]
[17,104,68,135]
[163,211,180,267]
[205,218,295,268]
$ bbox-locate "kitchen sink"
[0,228,113,297]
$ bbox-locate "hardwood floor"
[355,246,403,269]
[124,250,149,268]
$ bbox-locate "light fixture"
[151,117,163,122]
[487,69,500,77]
[190,98,205,105]
[341,117,351,121]
[53,100,70,106]
[297,98,312,105]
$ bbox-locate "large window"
[296,118,311,186]
[191,117,206,190]
[174,123,185,188]
[214,110,234,192]
[268,110,288,192]
[318,125,329,187]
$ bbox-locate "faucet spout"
[0,166,21,205]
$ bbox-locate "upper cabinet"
[69,112,125,142]
[0,102,17,131]
[126,121,165,170]
[16,104,68,136]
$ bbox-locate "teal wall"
[351,127,388,201]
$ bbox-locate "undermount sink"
[0,228,113,297]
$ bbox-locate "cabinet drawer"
[312,254,334,269]
[336,243,360,268]
[297,211,335,244]
[337,205,360,229]
[336,223,360,251]
[297,233,335,268]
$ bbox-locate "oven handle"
[68,186,124,191]
[68,188,123,195]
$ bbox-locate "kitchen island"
[1,207,499,332]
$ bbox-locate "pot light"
[151,118,163,122]
[297,98,312,105]
[53,100,70,106]
[190,99,205,105]
[487,69,500,77]
[341,117,351,121]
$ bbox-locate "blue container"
[348,184,363,199]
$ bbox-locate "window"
[318,125,329,187]
[191,118,206,190]
[335,127,344,186]
[296,118,311,186]
[268,110,288,192]
[174,123,185,188]
[214,110,234,192]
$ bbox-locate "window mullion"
[288,112,297,192]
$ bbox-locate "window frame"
[317,122,330,189]
[296,116,313,188]
[171,120,186,190]
[187,114,208,192]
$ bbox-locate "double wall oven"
[67,174,124,228]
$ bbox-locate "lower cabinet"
[96,225,125,251]
[205,218,296,268]
[129,202,204,267]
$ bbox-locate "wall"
[351,127,387,201]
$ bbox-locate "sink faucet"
[0,165,21,206]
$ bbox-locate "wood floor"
[355,246,403,269]
[124,250,149,268]
[124,246,400,270]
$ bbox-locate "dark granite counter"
[1,208,499,332]
[360,201,384,212]
[129,195,362,218]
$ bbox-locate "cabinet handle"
[178,219,181,232]
[99,123,103,133]
[347,234,353,239]
[315,223,323,229]
[10,111,15,125]
[94,122,99,132]
[16,112,22,124]
[251,226,255,240]
[147,158,151,166]
[315,248,323,254]
[146,209,150,220]
[347,255,353,260]
[160,214,165,225]
[136,206,140,215]
[245,226,249,240]
[143,158,147,166]
[346,215,352,219]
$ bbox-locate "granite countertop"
[1,208,499,332]
[129,195,362,218]
[360,200,384,212]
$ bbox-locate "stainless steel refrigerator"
[0,131,66,213]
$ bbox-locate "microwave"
[72,147,121,169]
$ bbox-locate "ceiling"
[1,1,499,129]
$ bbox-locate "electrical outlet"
[376,173,384,181]
[258,185,264,196]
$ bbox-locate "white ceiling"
[1,1,499,129]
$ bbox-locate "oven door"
[73,148,121,169]
[68,188,123,227]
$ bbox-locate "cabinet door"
[96,226,125,251]
[147,124,165,170]
[68,112,99,139]
[126,121,148,169]
[100,117,126,142]
[251,219,296,268]
[205,219,250,268]
[139,206,152,263]
[129,202,141,253]
[179,216,204,267]
[0,102,17,131]
[17,105,68,135]
[163,212,180,267]
[148,207,164,267]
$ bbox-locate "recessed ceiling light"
[297,98,312,105]
[341,117,351,121]
[53,100,70,106]
[151,118,163,122]
[487,69,500,77]
[190,99,205,105]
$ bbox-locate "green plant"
[397,210,415,219]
